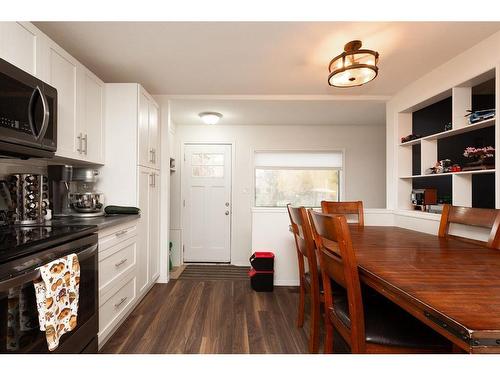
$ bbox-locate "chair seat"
[331,293,451,350]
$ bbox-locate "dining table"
[324,225,500,354]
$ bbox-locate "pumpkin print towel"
[33,254,80,351]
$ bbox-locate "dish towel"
[33,254,80,351]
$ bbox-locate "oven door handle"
[0,243,97,292]
[77,243,98,262]
[0,269,41,292]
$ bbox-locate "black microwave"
[0,58,57,159]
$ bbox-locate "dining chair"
[308,210,452,354]
[321,200,364,227]
[438,204,500,249]
[287,204,323,353]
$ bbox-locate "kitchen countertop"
[48,214,140,230]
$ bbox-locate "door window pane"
[255,169,339,207]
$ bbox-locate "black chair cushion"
[331,292,451,350]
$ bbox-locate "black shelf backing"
[412,97,452,137]
[472,173,495,209]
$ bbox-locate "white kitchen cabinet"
[0,22,40,76]
[46,42,80,159]
[149,169,161,282]
[136,167,161,294]
[98,221,139,347]
[138,87,160,170]
[99,83,162,299]
[137,166,151,294]
[81,69,105,164]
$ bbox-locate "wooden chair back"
[308,210,366,353]
[321,201,364,227]
[286,205,319,280]
[438,204,500,249]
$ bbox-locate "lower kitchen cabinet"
[97,215,160,348]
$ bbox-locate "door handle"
[114,258,128,268]
[83,133,88,155]
[77,133,82,153]
[28,86,49,140]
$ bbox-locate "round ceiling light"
[199,111,223,125]
[328,40,379,88]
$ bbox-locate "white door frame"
[180,141,235,264]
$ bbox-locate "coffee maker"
[48,165,105,218]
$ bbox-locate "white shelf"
[399,168,495,179]
[399,117,495,147]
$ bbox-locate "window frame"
[252,149,345,209]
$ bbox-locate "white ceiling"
[169,98,386,126]
[34,22,500,96]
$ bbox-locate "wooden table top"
[328,226,500,352]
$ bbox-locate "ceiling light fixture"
[328,40,379,88]
[199,111,223,125]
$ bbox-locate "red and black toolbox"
[249,251,275,292]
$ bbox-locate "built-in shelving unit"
[397,69,497,211]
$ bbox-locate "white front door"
[182,144,232,263]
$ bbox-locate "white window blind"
[254,151,343,169]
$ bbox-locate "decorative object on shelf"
[411,188,437,212]
[328,40,379,87]
[426,159,452,175]
[450,164,462,172]
[401,134,421,143]
[465,109,495,125]
[444,122,452,131]
[462,146,495,171]
[199,112,223,125]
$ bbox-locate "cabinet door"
[0,22,38,76]
[138,90,150,167]
[137,167,151,295]
[149,171,160,282]
[82,70,105,164]
[48,44,81,159]
[148,101,160,170]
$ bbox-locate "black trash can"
[249,251,275,292]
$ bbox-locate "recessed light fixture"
[199,111,223,125]
[328,40,379,88]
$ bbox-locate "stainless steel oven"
[0,233,98,353]
[0,57,57,159]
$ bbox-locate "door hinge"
[184,153,186,162]
[183,199,186,207]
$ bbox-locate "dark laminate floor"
[100,279,314,354]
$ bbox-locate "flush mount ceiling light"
[199,111,223,125]
[328,40,379,88]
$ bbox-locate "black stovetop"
[0,224,97,264]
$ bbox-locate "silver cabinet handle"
[83,133,88,155]
[77,133,82,153]
[115,229,128,237]
[114,296,127,309]
[114,258,127,268]
[149,149,154,163]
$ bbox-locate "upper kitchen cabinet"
[43,42,80,159]
[0,22,42,76]
[39,40,105,164]
[138,86,160,170]
[80,69,105,164]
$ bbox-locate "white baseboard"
[274,279,299,287]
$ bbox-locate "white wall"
[162,120,386,267]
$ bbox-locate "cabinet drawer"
[99,276,136,340]
[99,237,137,292]
[98,222,137,253]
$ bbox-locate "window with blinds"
[254,151,343,207]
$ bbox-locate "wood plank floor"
[100,279,313,354]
